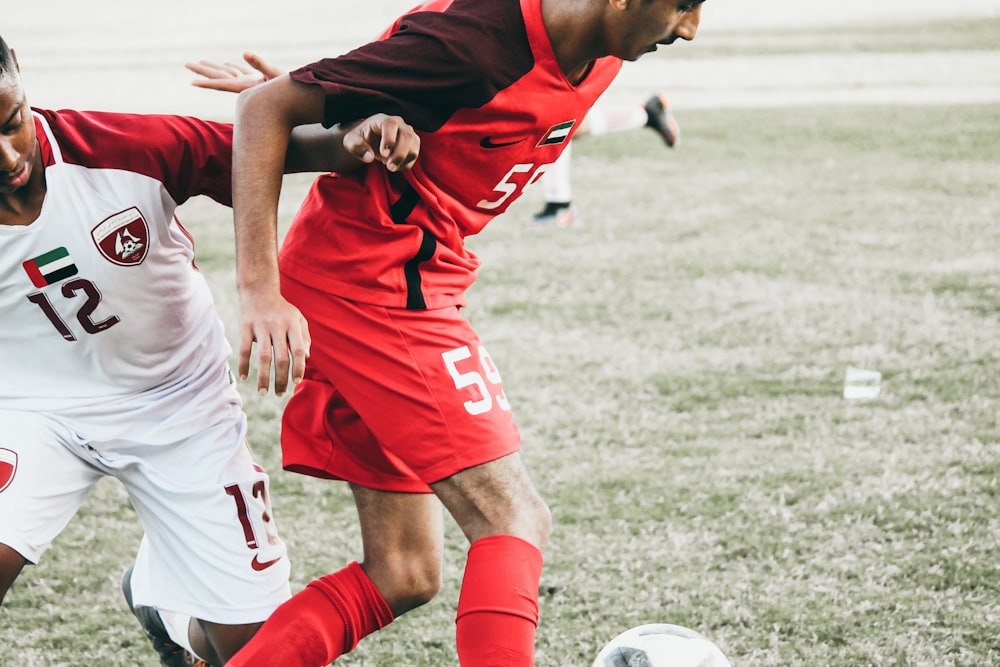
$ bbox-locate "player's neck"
[542,0,603,85]
[0,152,45,227]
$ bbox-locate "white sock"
[587,104,647,136]
[542,145,573,204]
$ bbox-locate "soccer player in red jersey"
[225,1,705,665]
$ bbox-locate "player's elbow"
[234,79,270,125]
[238,75,327,130]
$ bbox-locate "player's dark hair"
[0,35,15,78]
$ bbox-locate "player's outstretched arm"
[188,53,420,174]
[232,74,326,396]
[186,51,282,93]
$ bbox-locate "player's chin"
[621,45,652,62]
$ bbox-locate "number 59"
[441,345,511,415]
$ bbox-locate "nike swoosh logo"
[251,554,282,571]
[480,136,526,149]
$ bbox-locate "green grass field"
[3,14,1000,667]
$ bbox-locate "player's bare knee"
[538,495,553,542]
[505,478,551,546]
[364,552,441,615]
[481,489,551,549]
[521,491,552,550]
[397,552,441,608]
[393,567,440,613]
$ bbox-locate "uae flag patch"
[22,247,79,288]
[537,120,577,146]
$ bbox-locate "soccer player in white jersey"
[0,35,419,666]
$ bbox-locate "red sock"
[455,535,544,667]
[226,562,393,667]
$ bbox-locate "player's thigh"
[353,484,444,566]
[123,415,290,625]
[431,451,550,549]
[0,410,102,567]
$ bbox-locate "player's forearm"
[286,122,362,174]
[232,84,289,294]
[232,77,328,293]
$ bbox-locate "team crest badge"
[0,448,17,494]
[91,207,149,266]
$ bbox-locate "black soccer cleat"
[121,565,210,667]
[530,201,575,228]
[644,92,680,148]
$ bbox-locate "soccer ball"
[591,623,732,667]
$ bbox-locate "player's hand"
[237,286,310,396]
[187,52,284,94]
[342,113,420,172]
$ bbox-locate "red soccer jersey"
[281,0,621,309]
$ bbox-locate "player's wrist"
[236,273,281,298]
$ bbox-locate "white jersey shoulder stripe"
[34,112,63,165]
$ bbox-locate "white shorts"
[0,394,291,625]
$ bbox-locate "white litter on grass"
[844,366,882,400]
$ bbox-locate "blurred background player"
[532,92,680,227]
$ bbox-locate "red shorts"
[279,275,521,493]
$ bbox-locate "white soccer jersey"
[0,108,236,442]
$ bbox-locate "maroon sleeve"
[36,108,235,207]
[289,0,534,132]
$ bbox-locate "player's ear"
[11,48,20,72]
[608,0,630,10]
